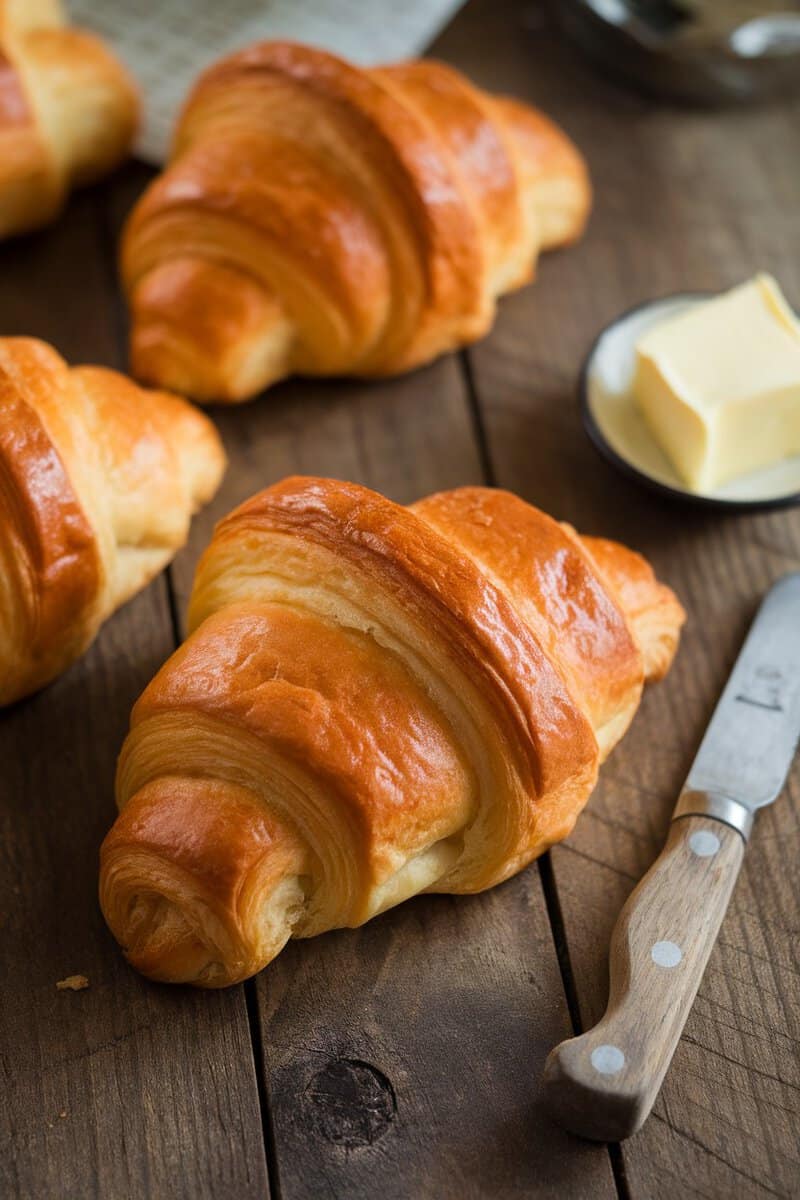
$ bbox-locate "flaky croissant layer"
[122,42,591,402]
[0,336,225,705]
[100,477,684,987]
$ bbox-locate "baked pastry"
[0,0,138,238]
[121,43,591,403]
[0,337,225,705]
[100,476,683,987]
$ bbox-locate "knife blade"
[678,570,800,834]
[542,572,800,1142]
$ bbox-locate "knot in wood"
[302,1058,397,1148]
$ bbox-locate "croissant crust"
[0,0,138,237]
[121,42,590,402]
[101,476,684,987]
[0,336,225,704]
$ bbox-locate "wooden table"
[2,2,799,1196]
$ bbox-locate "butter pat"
[633,275,800,492]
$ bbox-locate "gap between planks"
[246,980,284,1200]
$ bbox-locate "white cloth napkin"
[66,0,466,163]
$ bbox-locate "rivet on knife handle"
[542,572,800,1142]
[541,814,744,1141]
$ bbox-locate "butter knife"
[542,572,800,1141]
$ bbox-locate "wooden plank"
[436,1,800,1195]
[0,184,269,1199]
[261,874,608,1200]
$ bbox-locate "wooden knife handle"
[541,814,745,1141]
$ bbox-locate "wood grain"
[260,874,613,1200]
[0,187,269,1199]
[436,0,800,1195]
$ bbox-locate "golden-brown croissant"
[0,0,138,238]
[121,43,591,403]
[100,476,683,988]
[0,337,225,705]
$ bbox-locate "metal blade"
[685,572,800,813]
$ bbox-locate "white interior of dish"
[586,294,800,502]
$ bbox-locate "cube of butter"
[633,274,800,492]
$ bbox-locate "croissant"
[121,43,591,403]
[0,337,225,705]
[100,476,684,987]
[0,0,138,238]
